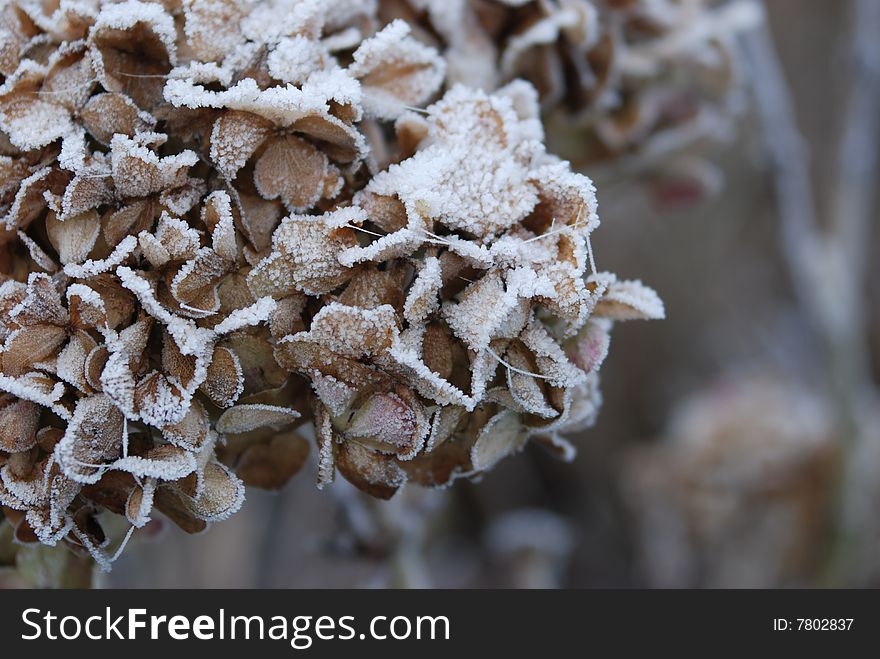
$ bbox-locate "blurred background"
[76,0,880,588]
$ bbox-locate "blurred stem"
[333,484,438,588]
[371,491,435,589]
[256,489,287,588]
[745,1,880,585]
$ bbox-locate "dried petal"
[253,135,341,211]
[233,431,310,490]
[216,404,300,435]
[186,461,244,521]
[200,346,244,408]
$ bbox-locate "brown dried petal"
[46,210,100,265]
[80,93,156,144]
[91,5,176,109]
[125,478,155,527]
[349,20,445,119]
[54,394,124,483]
[0,79,74,151]
[223,330,289,393]
[336,440,407,500]
[153,486,207,534]
[234,431,310,490]
[504,340,558,419]
[470,410,528,472]
[134,371,189,428]
[169,248,229,314]
[344,389,428,460]
[203,190,238,261]
[55,330,98,393]
[0,396,40,453]
[565,319,611,374]
[10,273,68,327]
[290,113,365,163]
[110,134,197,199]
[313,400,336,489]
[338,266,407,310]
[182,0,246,61]
[247,208,360,297]
[594,277,665,320]
[104,199,157,247]
[3,167,63,230]
[216,404,300,435]
[357,191,409,234]
[161,333,197,389]
[186,461,244,521]
[2,325,68,376]
[268,294,307,341]
[209,110,272,180]
[162,399,208,451]
[113,444,198,481]
[84,344,109,391]
[200,346,243,408]
[253,135,342,211]
[296,302,398,358]
[61,173,114,220]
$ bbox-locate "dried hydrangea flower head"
[262,81,664,497]
[1,0,661,570]
[622,378,839,587]
[378,0,761,196]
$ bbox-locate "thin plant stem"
[744,0,880,586]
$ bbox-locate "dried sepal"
[110,133,198,199]
[336,439,407,500]
[343,388,428,460]
[350,20,446,119]
[125,478,156,528]
[54,394,124,484]
[113,445,198,481]
[185,461,244,521]
[215,403,300,435]
[470,409,528,472]
[46,209,100,265]
[0,396,40,453]
[80,93,156,145]
[594,275,665,321]
[232,431,310,490]
[253,135,342,211]
[247,207,361,297]
[182,0,247,62]
[90,0,177,110]
[200,346,244,408]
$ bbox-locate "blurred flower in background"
[623,377,839,588]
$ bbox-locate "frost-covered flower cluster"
[380,0,761,186]
[0,0,662,568]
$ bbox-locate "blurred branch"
[830,0,880,282]
[742,16,824,326]
[332,482,438,588]
[827,0,880,585]
[255,490,286,588]
[745,0,880,585]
